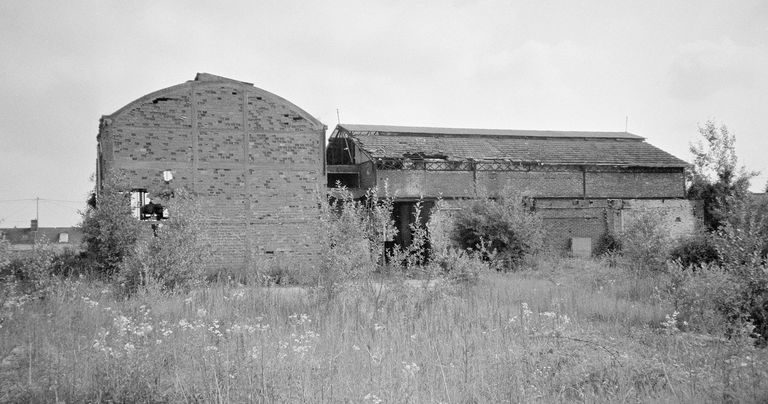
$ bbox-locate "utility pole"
[34,196,39,242]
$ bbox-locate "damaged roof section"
[333,124,689,168]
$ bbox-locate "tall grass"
[2,257,766,403]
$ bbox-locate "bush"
[317,185,396,300]
[49,249,94,278]
[669,261,768,345]
[1,237,55,292]
[80,174,142,278]
[429,247,487,284]
[595,231,622,256]
[668,262,736,334]
[451,190,543,271]
[669,233,719,268]
[619,210,671,271]
[118,190,212,294]
[712,195,768,267]
[0,234,10,270]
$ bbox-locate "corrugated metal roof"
[337,124,688,167]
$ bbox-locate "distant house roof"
[334,124,688,168]
[1,227,83,247]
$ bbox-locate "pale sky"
[1,0,767,227]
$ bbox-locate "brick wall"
[98,74,326,271]
[535,198,700,254]
[477,170,583,197]
[375,167,685,199]
[377,170,475,198]
[432,197,700,255]
[585,171,684,198]
[618,199,702,239]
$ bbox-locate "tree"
[687,120,758,230]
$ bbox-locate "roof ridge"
[338,123,644,140]
[193,72,254,86]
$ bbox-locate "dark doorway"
[389,200,434,262]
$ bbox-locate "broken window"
[130,189,166,221]
[130,189,147,219]
[327,173,359,188]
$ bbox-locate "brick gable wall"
[98,76,325,271]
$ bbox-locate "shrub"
[712,195,768,267]
[118,190,213,294]
[668,262,736,334]
[49,249,94,278]
[451,190,543,271]
[595,231,622,256]
[619,210,671,271]
[669,233,719,268]
[429,247,487,284]
[669,261,768,345]
[80,173,143,278]
[1,237,55,292]
[723,263,768,345]
[317,185,396,300]
[0,234,10,270]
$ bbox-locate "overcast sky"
[1,0,767,227]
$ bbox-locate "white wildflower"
[521,303,533,318]
[124,342,135,355]
[662,311,679,333]
[364,393,383,403]
[402,361,420,378]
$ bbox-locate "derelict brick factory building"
[97,73,698,269]
[326,125,698,254]
[96,73,326,269]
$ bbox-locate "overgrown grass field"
[2,258,767,403]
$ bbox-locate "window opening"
[130,189,147,219]
[131,189,166,221]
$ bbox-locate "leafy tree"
[687,120,758,230]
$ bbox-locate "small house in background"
[326,124,701,255]
[1,222,84,253]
